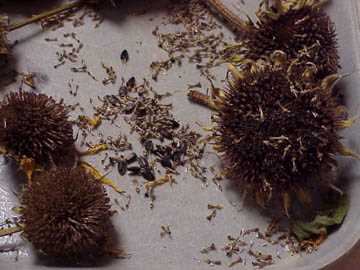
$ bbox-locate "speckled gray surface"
[0,1,359,269]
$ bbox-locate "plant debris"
[101,63,117,85]
[93,77,208,186]
[204,258,222,266]
[200,243,216,254]
[160,225,172,238]
[151,0,229,79]
[292,194,349,243]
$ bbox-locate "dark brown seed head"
[224,4,338,78]
[213,63,346,208]
[21,167,114,261]
[0,91,74,165]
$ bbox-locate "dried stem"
[206,0,250,33]
[188,90,219,111]
[7,1,84,32]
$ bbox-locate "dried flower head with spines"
[21,167,115,261]
[221,0,338,79]
[211,53,355,214]
[0,91,74,164]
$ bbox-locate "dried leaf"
[291,195,349,241]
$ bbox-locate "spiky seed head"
[21,167,114,261]
[0,91,74,165]
[213,61,348,211]
[224,3,338,79]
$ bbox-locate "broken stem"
[206,0,251,33]
[7,1,84,32]
[188,90,219,111]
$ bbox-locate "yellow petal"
[78,115,102,129]
[321,74,350,94]
[79,161,125,194]
[12,206,24,214]
[19,157,36,181]
[144,174,173,192]
[336,117,358,129]
[227,64,245,81]
[0,225,23,237]
[270,50,288,66]
[79,143,109,156]
[337,145,360,160]
[283,192,291,217]
[0,146,7,155]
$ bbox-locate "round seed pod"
[222,2,338,79]
[0,91,74,165]
[213,59,350,213]
[21,167,114,261]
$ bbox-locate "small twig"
[8,1,84,32]
[188,90,219,111]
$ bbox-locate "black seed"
[120,49,129,63]
[125,152,137,164]
[138,156,155,181]
[126,77,136,89]
[143,140,154,153]
[117,160,127,176]
[128,166,141,176]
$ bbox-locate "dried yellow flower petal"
[79,143,108,156]
[79,161,125,194]
[78,115,102,129]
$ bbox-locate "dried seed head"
[213,61,348,211]
[224,2,338,78]
[0,91,73,165]
[21,167,114,261]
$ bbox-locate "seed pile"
[152,0,228,79]
[93,78,208,184]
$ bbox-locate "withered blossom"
[207,54,354,214]
[0,91,74,165]
[21,167,115,261]
[221,0,338,78]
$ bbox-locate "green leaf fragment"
[291,195,349,241]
